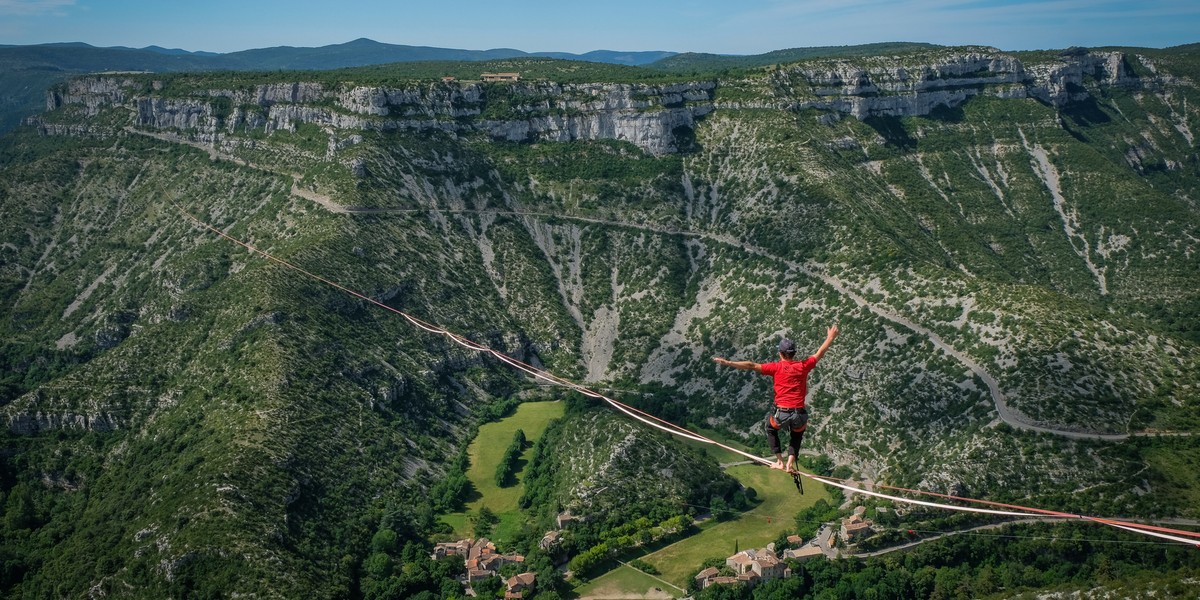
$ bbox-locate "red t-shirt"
[760,356,819,409]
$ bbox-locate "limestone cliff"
[769,48,1152,119]
[34,48,1160,161]
[39,77,714,156]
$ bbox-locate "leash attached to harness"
[767,407,810,494]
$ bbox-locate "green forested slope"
[1,45,1198,597]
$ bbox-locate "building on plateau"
[482,72,521,82]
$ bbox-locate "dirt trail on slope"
[319,201,1132,440]
[792,264,1129,441]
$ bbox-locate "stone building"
[697,546,793,588]
[482,72,521,82]
[840,513,874,543]
[504,572,536,599]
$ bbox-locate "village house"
[840,511,874,543]
[431,538,472,560]
[706,576,741,588]
[697,546,792,588]
[469,552,524,581]
[481,72,521,82]
[539,530,561,551]
[694,567,741,590]
[783,545,825,562]
[556,510,582,528]
[726,548,790,580]
[783,528,833,561]
[441,76,457,82]
[431,538,526,582]
[504,572,536,599]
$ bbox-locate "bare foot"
[785,460,798,474]
[771,460,786,471]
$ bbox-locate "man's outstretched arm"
[812,325,840,361]
[712,357,762,373]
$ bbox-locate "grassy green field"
[643,464,833,586]
[573,562,679,599]
[684,426,764,465]
[577,448,834,596]
[443,402,833,595]
[441,401,565,542]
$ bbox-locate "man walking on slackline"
[713,325,839,473]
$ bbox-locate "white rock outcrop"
[780,49,1146,119]
[36,50,1150,151]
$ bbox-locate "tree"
[2,483,37,530]
[371,528,399,554]
[362,552,393,579]
[473,506,499,538]
[710,497,733,521]
[810,454,835,476]
[472,575,503,599]
[494,429,528,487]
[439,577,463,599]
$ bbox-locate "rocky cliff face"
[40,77,714,156]
[774,48,1149,119]
[478,81,714,154]
[45,76,136,114]
[7,411,119,434]
[1023,50,1141,105]
[33,49,1156,153]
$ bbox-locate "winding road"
[143,127,1152,441]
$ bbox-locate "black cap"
[779,338,796,354]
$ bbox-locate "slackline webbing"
[177,204,1200,547]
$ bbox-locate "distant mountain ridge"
[0,37,679,68]
[647,41,941,71]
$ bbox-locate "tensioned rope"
[176,204,1200,547]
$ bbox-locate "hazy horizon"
[1,0,1197,56]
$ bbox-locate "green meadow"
[441,401,565,543]
[573,562,680,599]
[577,432,834,596]
[643,464,832,586]
[685,426,764,465]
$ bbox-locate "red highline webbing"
[177,204,1200,547]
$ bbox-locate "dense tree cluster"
[429,448,472,512]
[692,522,1200,600]
[567,514,695,577]
[494,428,527,487]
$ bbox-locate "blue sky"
[1,0,1197,54]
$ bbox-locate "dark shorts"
[767,407,809,432]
